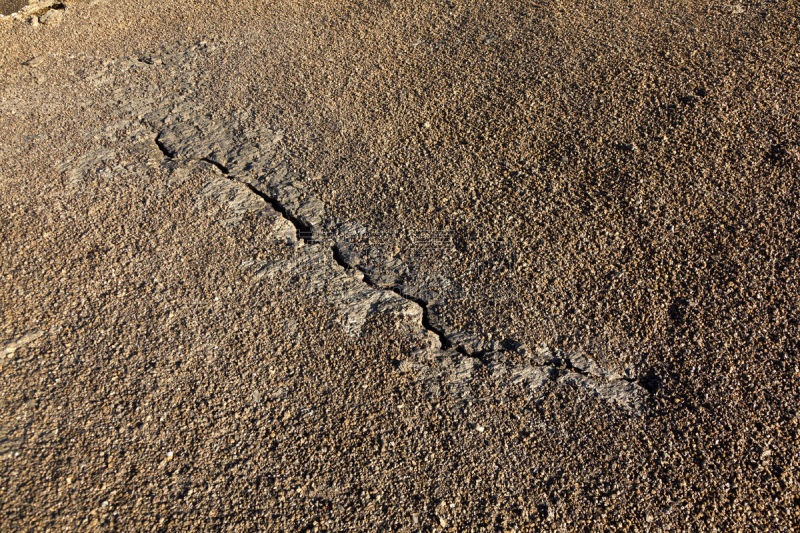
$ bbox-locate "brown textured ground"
[0,1,23,17]
[2,0,799,530]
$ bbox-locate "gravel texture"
[1,0,799,529]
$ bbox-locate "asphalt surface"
[1,0,799,529]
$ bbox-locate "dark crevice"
[392,286,456,352]
[239,181,314,245]
[200,157,230,175]
[151,132,650,396]
[330,245,454,352]
[559,356,585,379]
[637,371,661,393]
[558,353,637,383]
[154,134,176,159]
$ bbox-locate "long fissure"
[153,135,652,405]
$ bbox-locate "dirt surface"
[0,1,24,16]
[1,0,799,529]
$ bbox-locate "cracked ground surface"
[2,0,800,529]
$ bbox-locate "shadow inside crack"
[149,111,653,415]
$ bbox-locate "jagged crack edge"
[154,134,176,159]
[330,246,453,351]
[199,154,315,245]
[152,133,652,412]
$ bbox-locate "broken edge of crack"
[151,113,653,416]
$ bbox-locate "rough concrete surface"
[1,0,799,530]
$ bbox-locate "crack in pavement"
[330,245,454,353]
[150,123,649,415]
[68,39,652,413]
